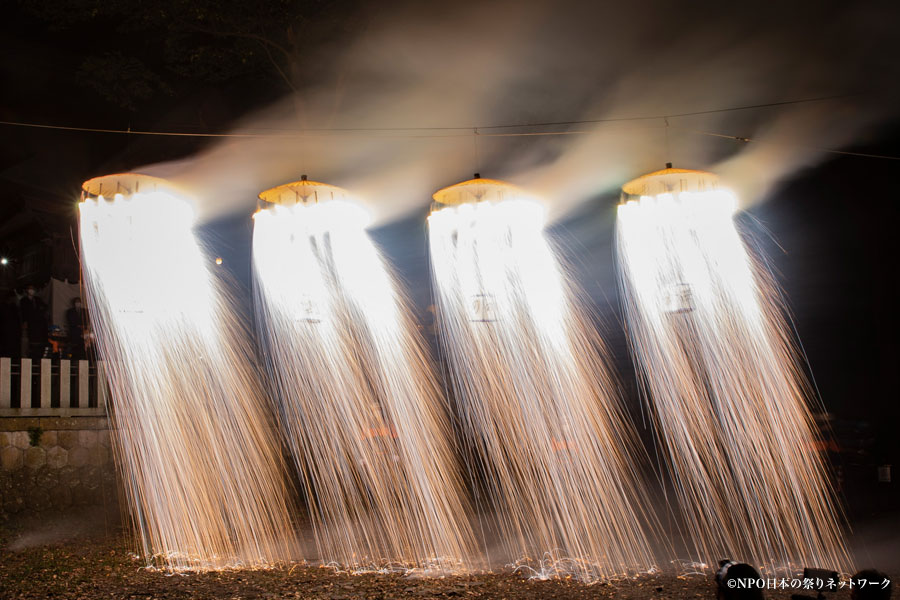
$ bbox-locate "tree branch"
[259,41,297,93]
[183,23,293,61]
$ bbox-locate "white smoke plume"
[142,0,900,223]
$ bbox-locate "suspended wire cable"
[1,92,897,159]
[474,92,862,130]
[670,127,900,161]
[0,93,859,136]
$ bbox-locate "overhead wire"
[0,93,859,136]
[668,127,900,160]
[1,92,898,159]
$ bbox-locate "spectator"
[19,285,49,359]
[851,569,892,600]
[716,560,765,600]
[0,292,21,357]
[66,297,88,360]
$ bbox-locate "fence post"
[60,359,71,408]
[96,360,108,410]
[0,357,10,409]
[39,358,51,408]
[20,358,32,408]
[78,360,89,408]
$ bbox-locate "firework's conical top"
[432,175,527,205]
[621,166,721,199]
[259,175,351,206]
[82,173,176,200]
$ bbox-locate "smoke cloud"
[144,0,900,224]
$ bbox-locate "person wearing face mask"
[19,285,49,360]
[66,297,88,360]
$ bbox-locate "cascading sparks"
[251,179,474,571]
[78,174,298,571]
[428,178,656,581]
[616,168,851,572]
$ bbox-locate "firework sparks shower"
[78,174,298,571]
[252,178,474,571]
[428,177,656,581]
[616,167,851,572]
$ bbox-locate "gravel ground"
[1,530,876,600]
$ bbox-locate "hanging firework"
[78,174,297,571]
[616,166,851,572]
[428,176,656,581]
[252,177,474,572]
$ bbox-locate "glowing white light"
[79,187,297,571]
[80,192,213,328]
[617,190,756,321]
[429,195,655,582]
[616,186,850,573]
[253,198,474,571]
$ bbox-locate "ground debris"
[0,533,873,600]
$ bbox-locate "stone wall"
[0,416,119,519]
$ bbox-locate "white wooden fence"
[0,358,108,417]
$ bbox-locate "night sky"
[2,0,899,466]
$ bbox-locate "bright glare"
[253,200,474,571]
[80,193,213,330]
[616,188,851,572]
[79,190,297,571]
[429,197,656,582]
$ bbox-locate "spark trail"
[78,175,298,571]
[428,178,657,581]
[616,168,851,572]
[252,179,474,571]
